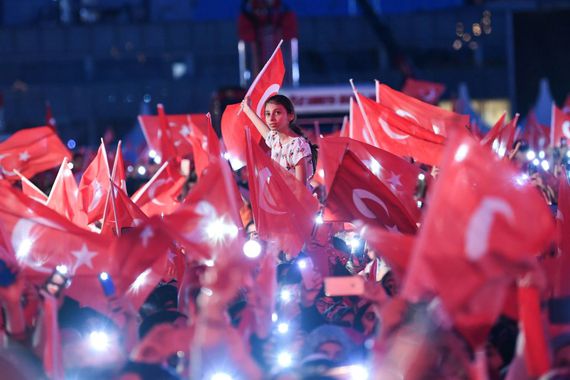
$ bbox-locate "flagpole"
[109,179,121,237]
[349,79,380,146]
[100,139,112,225]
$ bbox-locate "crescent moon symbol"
[465,197,514,261]
[352,188,390,219]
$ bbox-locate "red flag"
[551,104,570,147]
[402,132,555,348]
[139,111,204,160]
[45,101,57,129]
[522,111,550,149]
[46,158,87,227]
[131,161,186,217]
[377,81,469,137]
[342,97,378,146]
[14,169,48,204]
[481,113,520,157]
[355,90,447,166]
[245,129,319,255]
[480,112,507,147]
[186,113,221,178]
[550,176,570,297]
[320,136,425,224]
[78,140,111,224]
[360,224,414,279]
[401,78,445,105]
[0,126,71,181]
[221,42,285,169]
[101,181,148,236]
[326,150,417,234]
[0,185,114,311]
[108,218,170,311]
[162,158,244,262]
[111,141,127,194]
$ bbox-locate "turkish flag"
[245,129,319,255]
[111,141,127,194]
[377,81,469,137]
[402,132,555,348]
[360,224,414,280]
[131,161,186,217]
[0,185,115,310]
[547,176,570,297]
[78,141,111,224]
[138,104,185,161]
[46,158,87,227]
[162,158,244,262]
[355,91,447,166]
[551,104,570,147]
[45,101,57,129]
[481,113,519,157]
[186,114,221,178]
[14,170,48,204]
[319,136,426,224]
[522,111,550,149]
[341,97,378,146]
[108,217,171,311]
[326,150,417,234]
[401,78,445,105]
[480,113,507,147]
[0,126,70,181]
[101,181,148,236]
[221,43,285,169]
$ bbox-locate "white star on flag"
[71,244,98,270]
[386,172,402,190]
[180,125,191,137]
[140,226,154,247]
[385,224,401,234]
[19,151,30,162]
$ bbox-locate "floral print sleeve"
[288,137,312,167]
[264,130,278,148]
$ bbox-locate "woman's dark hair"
[266,94,319,173]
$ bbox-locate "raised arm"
[241,97,270,140]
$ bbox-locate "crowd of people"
[0,73,569,380]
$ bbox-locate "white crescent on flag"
[87,180,103,213]
[149,178,170,206]
[465,197,515,261]
[352,188,390,219]
[256,84,281,117]
[378,117,409,141]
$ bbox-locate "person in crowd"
[241,94,317,186]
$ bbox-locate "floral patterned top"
[264,130,314,180]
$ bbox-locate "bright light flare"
[211,372,233,380]
[206,219,239,244]
[137,166,147,176]
[99,272,109,281]
[280,289,292,303]
[243,239,262,259]
[526,150,536,161]
[56,265,69,275]
[315,213,324,225]
[538,150,546,159]
[277,322,289,334]
[89,331,110,351]
[541,160,550,171]
[148,150,157,158]
[350,365,369,380]
[277,351,293,368]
